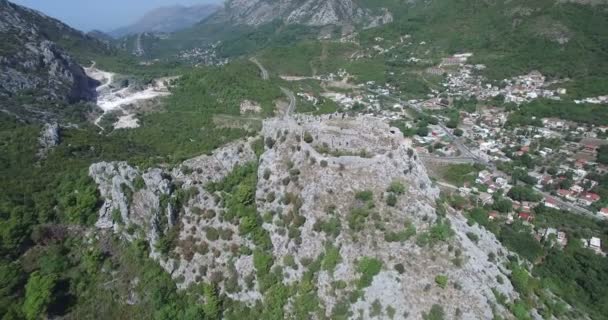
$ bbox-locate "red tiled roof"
[580,192,600,202]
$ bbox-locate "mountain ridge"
[209,0,393,27]
[109,3,221,38]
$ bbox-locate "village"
[288,51,608,256]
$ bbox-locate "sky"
[12,0,222,32]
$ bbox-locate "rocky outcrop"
[217,0,391,27]
[0,0,100,119]
[89,142,256,280]
[255,115,515,318]
[37,122,60,158]
[90,115,518,318]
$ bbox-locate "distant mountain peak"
[109,3,221,38]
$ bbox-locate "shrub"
[314,217,342,238]
[466,232,479,243]
[384,224,416,242]
[387,181,405,195]
[355,190,374,202]
[265,137,275,149]
[386,193,397,207]
[394,263,405,274]
[356,257,382,289]
[206,227,220,241]
[320,160,328,167]
[322,244,342,272]
[435,275,448,289]
[283,255,297,269]
[348,207,370,231]
[219,228,233,241]
[133,176,146,191]
[423,304,445,320]
[303,132,314,143]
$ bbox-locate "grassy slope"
[361,0,608,96]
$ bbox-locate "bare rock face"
[89,140,258,285]
[255,115,515,318]
[90,115,518,318]
[0,0,99,119]
[220,0,390,27]
[37,122,60,158]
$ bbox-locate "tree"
[416,125,429,137]
[446,116,459,129]
[598,145,608,165]
[493,198,513,213]
[453,128,464,137]
[202,284,222,319]
[507,186,541,202]
[22,272,56,320]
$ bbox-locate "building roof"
[580,192,601,202]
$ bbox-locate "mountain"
[0,0,107,121]
[212,0,393,27]
[87,29,115,44]
[109,4,221,38]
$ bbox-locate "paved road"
[250,57,269,80]
[534,187,597,217]
[419,155,477,164]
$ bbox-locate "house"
[589,237,603,254]
[570,185,584,193]
[506,213,514,224]
[557,189,577,202]
[557,232,568,247]
[578,192,601,206]
[518,212,534,222]
[544,197,560,210]
[488,211,499,221]
[598,208,608,218]
[479,192,494,205]
[557,189,571,197]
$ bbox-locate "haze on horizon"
[11,0,222,32]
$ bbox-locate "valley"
[85,64,173,130]
[1,0,608,319]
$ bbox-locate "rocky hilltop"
[90,114,519,319]
[214,0,392,27]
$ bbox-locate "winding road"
[250,57,269,80]
[280,86,296,117]
[250,57,295,117]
